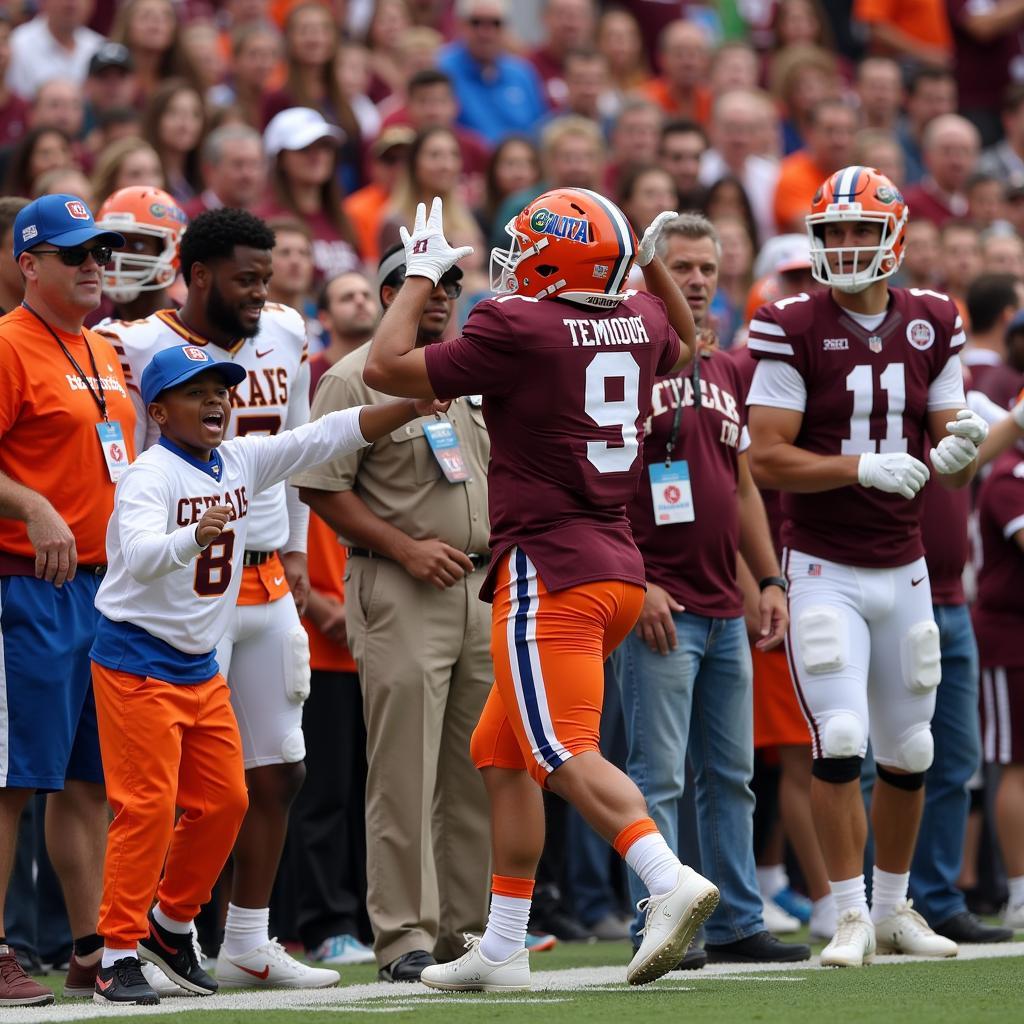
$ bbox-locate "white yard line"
[6,942,1023,1023]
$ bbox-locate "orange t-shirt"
[773,150,830,234]
[854,0,953,54]
[0,306,137,564]
[343,183,390,267]
[637,78,712,126]
[302,513,357,673]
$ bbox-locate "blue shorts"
[0,572,104,790]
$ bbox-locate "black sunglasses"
[32,245,114,267]
[468,16,503,27]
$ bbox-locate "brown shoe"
[0,945,55,1006]
[63,953,100,998]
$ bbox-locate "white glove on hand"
[929,409,988,474]
[398,196,474,285]
[858,452,930,499]
[636,210,679,267]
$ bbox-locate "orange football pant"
[92,663,249,947]
[471,546,644,787]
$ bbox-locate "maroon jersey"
[424,291,682,600]
[974,449,1024,668]
[627,350,747,617]
[920,467,970,606]
[748,287,965,568]
[971,361,1024,412]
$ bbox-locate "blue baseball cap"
[13,194,126,259]
[141,344,248,406]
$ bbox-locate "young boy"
[88,343,442,1005]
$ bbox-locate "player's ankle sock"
[1007,875,1024,907]
[479,875,534,962]
[870,868,910,924]
[829,875,870,920]
[616,818,681,898]
[102,947,138,969]
[223,904,270,956]
[756,864,787,899]
[152,904,192,935]
[73,933,103,965]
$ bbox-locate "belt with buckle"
[347,547,490,570]
[242,550,274,567]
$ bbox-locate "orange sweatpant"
[92,663,249,947]
[471,546,644,787]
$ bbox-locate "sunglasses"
[468,17,503,28]
[440,279,463,299]
[33,245,114,267]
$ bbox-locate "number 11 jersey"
[424,291,682,600]
[746,286,966,568]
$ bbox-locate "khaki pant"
[345,556,492,965]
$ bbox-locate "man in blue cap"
[0,194,131,1006]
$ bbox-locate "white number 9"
[585,351,641,474]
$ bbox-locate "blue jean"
[614,612,763,944]
[910,603,981,924]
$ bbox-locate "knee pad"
[902,620,941,694]
[894,726,934,773]
[280,727,306,764]
[795,606,845,674]
[284,626,311,703]
[876,763,926,791]
[812,755,863,784]
[820,711,867,758]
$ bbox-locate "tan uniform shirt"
[291,343,491,555]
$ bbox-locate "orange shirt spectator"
[638,77,712,126]
[854,0,953,67]
[773,150,830,234]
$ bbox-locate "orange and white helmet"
[806,166,908,294]
[490,188,638,308]
[96,186,188,303]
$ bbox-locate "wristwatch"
[759,575,788,593]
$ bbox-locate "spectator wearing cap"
[184,124,266,219]
[0,194,134,1007]
[638,20,713,127]
[256,108,362,281]
[83,43,137,151]
[295,244,491,984]
[437,0,548,146]
[529,0,596,108]
[6,0,103,101]
[0,18,30,148]
[903,114,982,227]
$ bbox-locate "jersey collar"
[158,435,225,481]
[156,309,247,356]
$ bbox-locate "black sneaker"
[93,958,159,1006]
[933,911,1014,944]
[378,949,435,983]
[138,912,217,995]
[705,930,811,963]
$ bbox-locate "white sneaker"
[809,896,837,940]
[820,910,876,967]
[762,897,801,934]
[215,939,340,989]
[874,901,958,958]
[420,935,530,992]
[141,962,189,997]
[1003,902,1024,931]
[626,866,720,986]
[307,935,376,965]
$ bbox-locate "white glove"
[636,210,679,267]
[398,196,474,285]
[857,452,930,499]
[929,409,988,474]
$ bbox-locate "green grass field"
[16,934,1024,1024]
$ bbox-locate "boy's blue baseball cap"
[13,194,126,258]
[141,345,247,405]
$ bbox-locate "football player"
[746,166,987,966]
[362,191,719,991]
[99,209,333,989]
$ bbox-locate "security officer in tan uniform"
[294,244,491,983]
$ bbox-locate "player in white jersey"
[89,343,444,1006]
[97,208,321,987]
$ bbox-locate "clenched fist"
[196,504,233,547]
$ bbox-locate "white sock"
[152,904,192,934]
[624,833,682,897]
[830,874,869,920]
[756,864,787,899]
[479,894,530,962]
[1007,875,1024,907]
[810,894,837,933]
[223,904,270,956]
[102,947,137,969]
[870,868,910,924]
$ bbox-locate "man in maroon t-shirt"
[363,190,721,991]
[613,214,808,966]
[747,165,985,967]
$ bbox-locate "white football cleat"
[762,897,801,934]
[627,866,720,986]
[874,901,958,957]
[215,939,340,989]
[420,935,530,992]
[1003,902,1024,931]
[820,910,876,967]
[141,962,190,997]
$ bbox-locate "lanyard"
[23,303,109,423]
[664,356,701,467]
